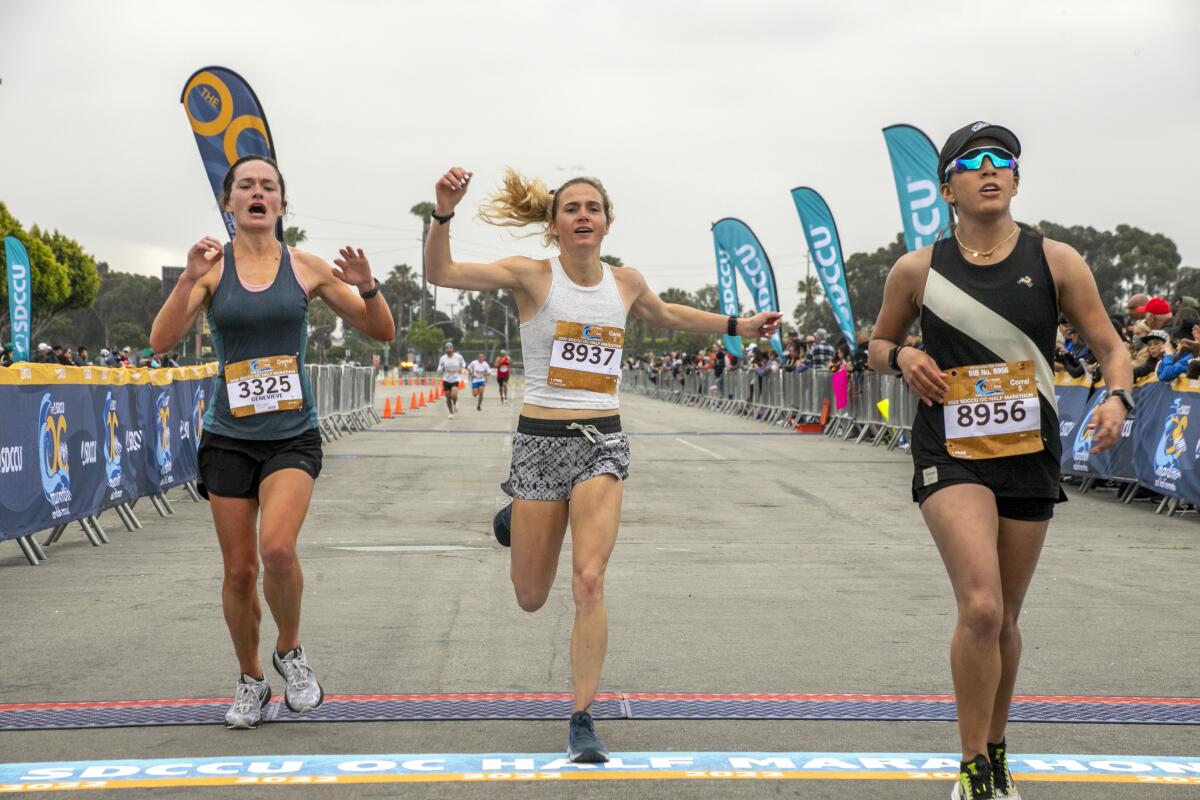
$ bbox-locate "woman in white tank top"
[426,165,781,762]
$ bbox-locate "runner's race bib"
[224,355,303,418]
[547,321,624,394]
[943,360,1043,460]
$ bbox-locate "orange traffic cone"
[383,397,393,419]
[394,394,404,414]
[458,379,465,389]
[410,392,418,410]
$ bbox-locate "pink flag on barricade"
[832,368,850,410]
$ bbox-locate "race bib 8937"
[547,321,624,394]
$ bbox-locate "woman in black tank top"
[150,156,394,729]
[868,122,1132,799]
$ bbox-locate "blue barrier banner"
[1054,375,1093,474]
[1131,379,1200,505]
[711,236,744,355]
[790,188,857,347]
[4,236,32,363]
[0,363,216,541]
[882,124,953,251]
[180,67,278,239]
[711,218,783,355]
[1063,379,1152,482]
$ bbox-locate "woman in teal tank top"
[150,155,394,729]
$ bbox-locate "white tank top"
[521,257,627,410]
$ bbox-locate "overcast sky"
[2,0,1197,322]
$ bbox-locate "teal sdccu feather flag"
[882,124,952,251]
[711,218,783,355]
[4,236,32,362]
[790,188,857,348]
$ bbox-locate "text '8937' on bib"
[224,355,303,418]
[943,360,1043,460]
[547,321,624,394]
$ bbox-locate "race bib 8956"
[943,360,1043,460]
[547,321,624,394]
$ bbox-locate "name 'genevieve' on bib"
[943,360,1043,460]
[224,355,304,418]
[547,321,624,394]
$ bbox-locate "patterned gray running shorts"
[504,416,630,501]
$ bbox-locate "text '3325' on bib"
[943,360,1043,460]
[547,321,624,394]
[224,355,304,418]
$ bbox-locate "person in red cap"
[1138,297,1172,330]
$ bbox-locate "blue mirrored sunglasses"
[944,146,1019,180]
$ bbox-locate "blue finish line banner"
[4,236,32,363]
[0,363,215,541]
[790,187,857,347]
[2,752,1198,791]
[711,218,784,355]
[882,124,952,251]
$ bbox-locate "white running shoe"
[272,645,324,714]
[224,674,271,729]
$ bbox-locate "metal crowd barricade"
[305,365,381,443]
[621,366,916,445]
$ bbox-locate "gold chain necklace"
[954,226,1020,259]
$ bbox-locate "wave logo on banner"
[1153,397,1188,491]
[882,124,952,251]
[790,188,857,347]
[102,390,123,490]
[180,67,278,239]
[38,392,71,512]
[1070,391,1105,472]
[4,236,32,363]
[192,386,206,451]
[711,219,783,354]
[712,243,744,354]
[155,391,173,480]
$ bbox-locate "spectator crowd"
[0,341,180,369]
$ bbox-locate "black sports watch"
[726,316,738,337]
[888,344,909,374]
[431,210,455,224]
[1107,388,1135,413]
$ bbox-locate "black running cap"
[937,121,1022,183]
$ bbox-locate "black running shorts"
[197,428,323,500]
[443,380,459,392]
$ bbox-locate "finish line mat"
[2,692,1198,731]
[2,752,1199,792]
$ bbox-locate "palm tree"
[411,202,436,321]
[283,226,307,247]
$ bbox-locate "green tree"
[1037,221,1180,310]
[283,226,307,247]
[306,298,337,363]
[0,203,69,340]
[692,284,720,313]
[33,226,101,336]
[109,321,148,351]
[600,254,624,267]
[406,318,446,365]
[411,202,436,320]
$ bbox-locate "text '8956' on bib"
[547,321,624,394]
[224,355,304,418]
[943,360,1043,460]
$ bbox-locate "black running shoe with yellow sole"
[989,740,1020,799]
[951,754,994,799]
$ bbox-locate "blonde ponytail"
[477,168,556,245]
[478,168,614,248]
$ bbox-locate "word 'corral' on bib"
[943,360,1043,460]
[547,321,624,394]
[224,355,303,418]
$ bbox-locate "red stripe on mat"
[2,692,1197,713]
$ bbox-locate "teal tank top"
[203,243,318,440]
